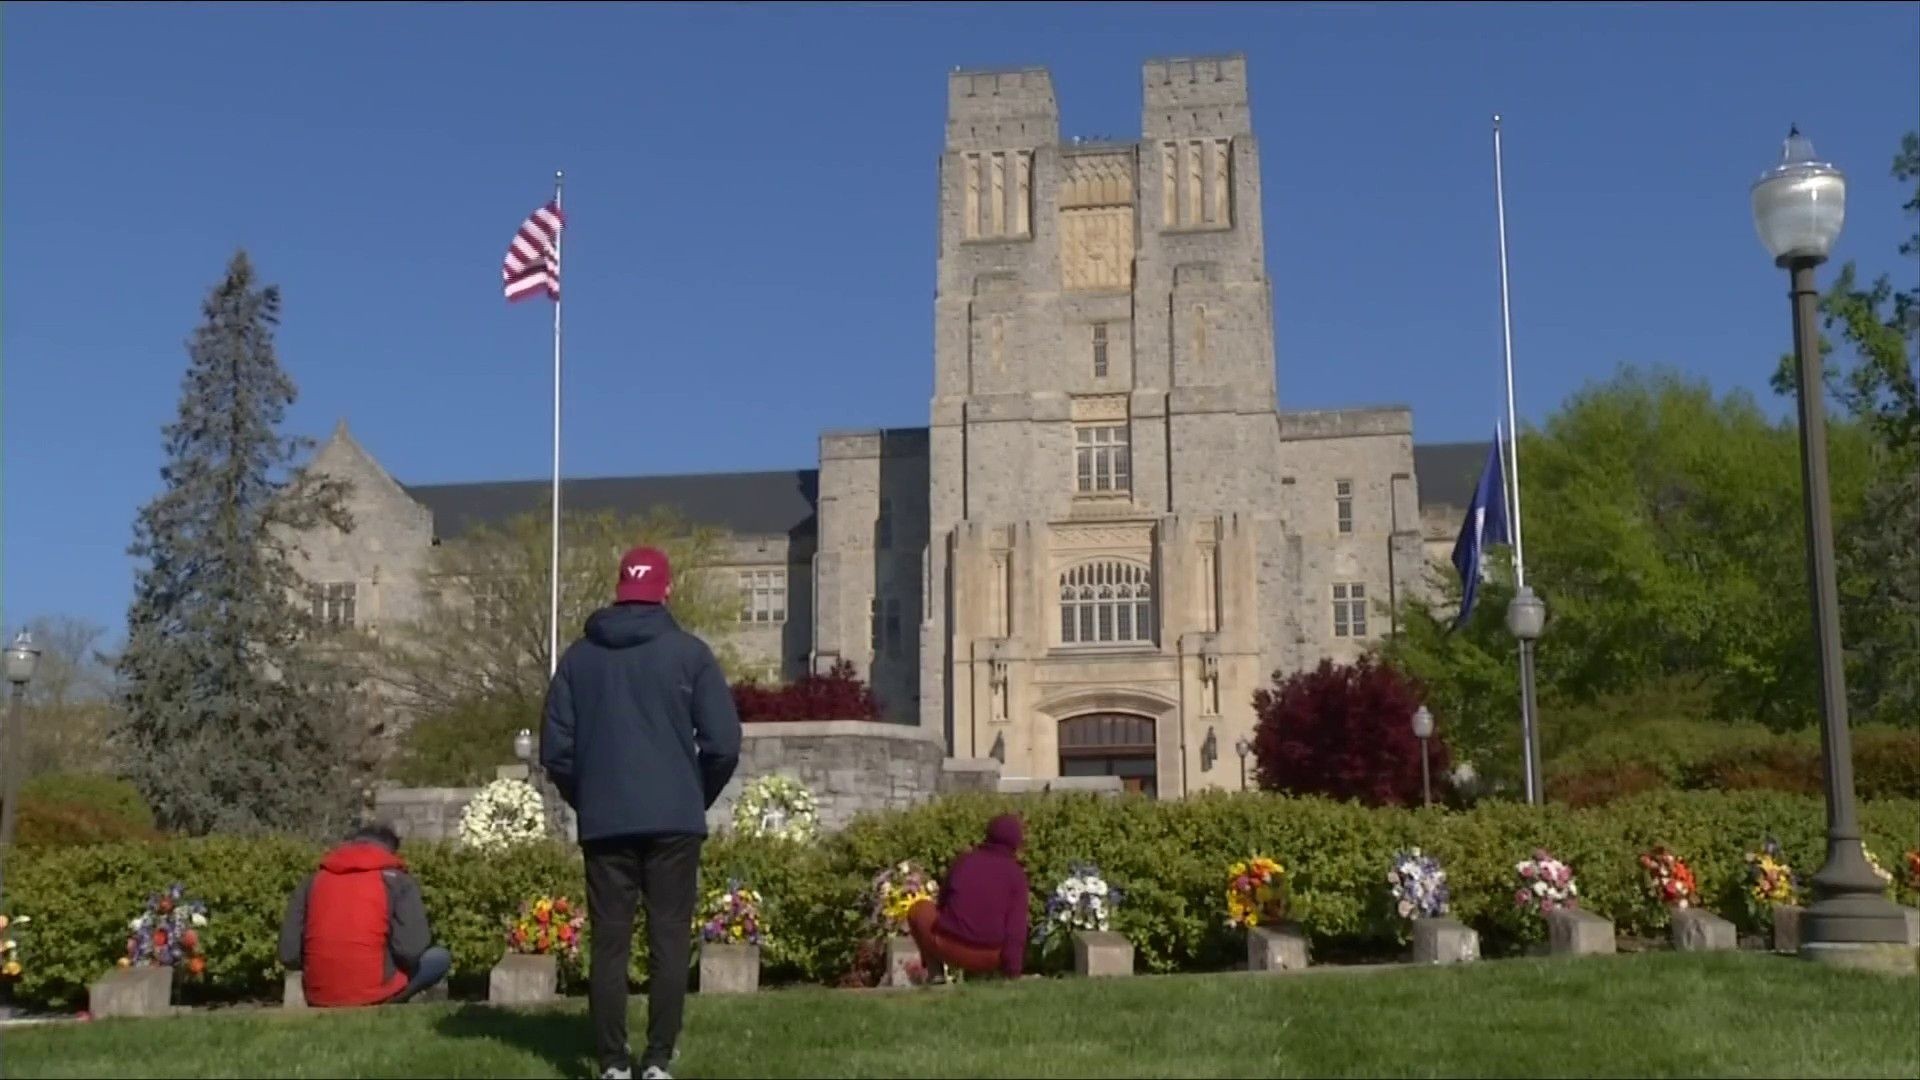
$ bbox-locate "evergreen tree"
[115,252,371,835]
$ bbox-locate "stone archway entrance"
[1058,712,1157,798]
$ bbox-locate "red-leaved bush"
[1251,657,1449,807]
[732,660,884,724]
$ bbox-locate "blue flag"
[1450,430,1512,630]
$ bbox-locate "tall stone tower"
[919,56,1380,799]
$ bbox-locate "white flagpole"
[548,170,564,677]
[1493,116,1527,588]
[1493,115,1545,805]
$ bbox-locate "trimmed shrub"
[1550,724,1920,805]
[11,773,159,851]
[8,790,1915,1008]
[20,773,154,827]
[1252,657,1446,807]
[732,660,883,724]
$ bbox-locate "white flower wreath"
[458,778,547,852]
[731,774,819,843]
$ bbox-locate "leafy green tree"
[115,252,375,836]
[378,505,740,726]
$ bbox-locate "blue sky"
[4,2,1916,641]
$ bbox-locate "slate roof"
[1410,441,1495,513]
[401,442,1492,541]
[404,470,820,541]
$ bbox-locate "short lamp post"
[1234,735,1252,792]
[1411,705,1435,809]
[1,631,42,909]
[1505,587,1547,805]
[513,728,535,767]
[1752,127,1913,967]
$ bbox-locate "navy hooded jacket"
[540,602,742,841]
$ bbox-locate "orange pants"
[906,900,1001,975]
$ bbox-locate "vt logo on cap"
[616,546,672,603]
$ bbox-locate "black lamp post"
[1,632,43,908]
[1233,735,1251,792]
[1411,705,1434,809]
[1752,127,1912,969]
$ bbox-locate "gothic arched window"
[1058,560,1154,645]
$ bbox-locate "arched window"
[1058,560,1154,645]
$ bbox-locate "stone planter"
[1071,931,1133,978]
[1411,917,1480,965]
[1546,908,1616,956]
[282,971,308,1009]
[89,965,174,1019]
[699,943,760,994]
[489,953,559,1006]
[1771,904,1805,954]
[885,936,922,987]
[1670,908,1736,952]
[1246,923,1309,972]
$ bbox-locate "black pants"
[584,834,702,1074]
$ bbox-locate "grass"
[4,953,1915,1078]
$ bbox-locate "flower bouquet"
[1387,849,1450,921]
[458,778,547,852]
[1638,846,1697,917]
[1225,856,1288,929]
[124,884,209,976]
[1513,849,1578,919]
[870,861,938,936]
[1741,837,1801,927]
[0,914,27,981]
[731,775,820,844]
[1904,849,1920,898]
[1865,847,1896,897]
[1033,863,1122,954]
[698,881,769,948]
[507,896,585,963]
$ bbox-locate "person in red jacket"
[278,824,450,1007]
[906,814,1031,981]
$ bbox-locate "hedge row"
[6,789,1917,1008]
[1547,723,1920,806]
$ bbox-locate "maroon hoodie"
[935,814,1031,977]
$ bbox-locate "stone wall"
[708,720,946,834]
[373,786,474,843]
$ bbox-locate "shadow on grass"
[435,1002,594,1079]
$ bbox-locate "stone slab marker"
[1071,931,1134,977]
[418,980,449,1003]
[1411,917,1480,965]
[1670,908,1736,952]
[1545,908,1616,956]
[282,971,308,1009]
[489,954,558,1006]
[89,966,173,1019]
[699,944,761,994]
[1246,923,1309,972]
[1904,907,1920,948]
[1771,905,1805,954]
[885,936,922,987]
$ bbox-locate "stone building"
[298,56,1490,801]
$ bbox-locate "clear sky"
[4,2,1916,642]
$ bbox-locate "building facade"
[296,56,1492,799]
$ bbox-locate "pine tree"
[115,252,371,835]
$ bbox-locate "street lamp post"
[1234,736,1251,792]
[1411,705,1434,808]
[1753,127,1912,970]
[513,728,535,767]
[1505,588,1547,805]
[1,632,43,909]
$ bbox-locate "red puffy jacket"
[290,843,413,1007]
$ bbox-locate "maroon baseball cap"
[615,546,672,603]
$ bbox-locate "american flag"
[501,201,564,302]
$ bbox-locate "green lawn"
[5,954,1915,1078]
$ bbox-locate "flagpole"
[549,170,564,677]
[1493,115,1545,806]
[1493,116,1526,588]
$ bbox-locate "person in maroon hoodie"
[907,814,1032,980]
[278,824,450,1007]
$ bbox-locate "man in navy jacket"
[542,545,741,1080]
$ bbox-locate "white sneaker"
[600,1070,632,1080]
[641,1069,673,1080]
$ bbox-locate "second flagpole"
[549,170,564,677]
